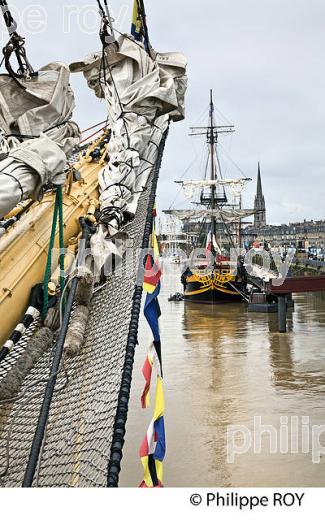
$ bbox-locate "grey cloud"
[1,0,324,224]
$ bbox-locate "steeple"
[254,162,266,227]
[256,162,262,198]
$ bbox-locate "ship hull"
[183,273,246,304]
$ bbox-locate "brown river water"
[120,264,325,487]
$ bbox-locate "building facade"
[245,220,325,250]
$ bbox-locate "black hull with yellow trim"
[183,271,246,304]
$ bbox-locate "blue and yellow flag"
[131,0,143,42]
[139,376,166,487]
[139,205,166,487]
[142,213,162,406]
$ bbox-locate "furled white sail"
[71,36,187,236]
[0,62,80,218]
[163,208,255,222]
[176,178,251,199]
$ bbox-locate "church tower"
[254,163,266,227]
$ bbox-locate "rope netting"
[0,132,167,487]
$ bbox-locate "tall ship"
[164,91,255,304]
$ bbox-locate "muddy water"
[120,265,325,487]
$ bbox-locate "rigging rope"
[96,0,115,45]
[22,218,94,487]
[79,126,106,145]
[0,0,35,85]
[95,0,105,17]
[0,0,16,34]
[81,120,108,135]
[42,186,65,319]
[218,142,248,179]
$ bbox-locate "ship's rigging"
[0,0,187,488]
[165,90,254,252]
[189,90,234,245]
[0,0,35,84]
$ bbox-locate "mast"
[209,90,216,242]
[238,194,242,248]
[190,91,235,252]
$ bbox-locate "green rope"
[42,186,65,319]
[57,186,65,311]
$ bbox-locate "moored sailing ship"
[164,91,255,304]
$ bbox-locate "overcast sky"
[1,0,325,224]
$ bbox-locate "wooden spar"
[0,138,105,346]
